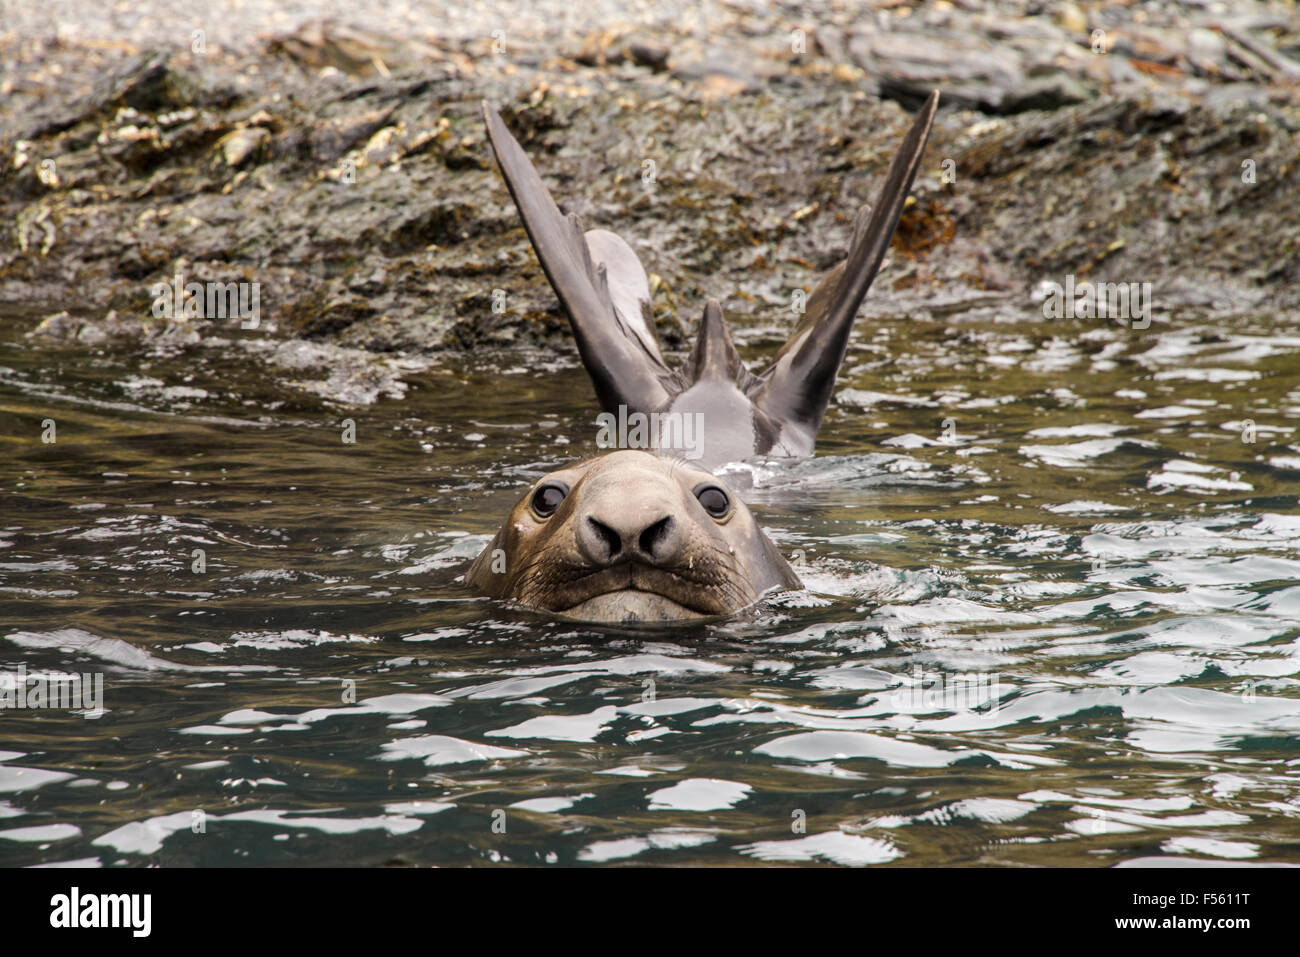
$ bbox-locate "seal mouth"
[557,589,713,624]
[549,562,737,617]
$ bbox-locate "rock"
[1218,23,1300,83]
[266,20,445,76]
[22,50,209,142]
[3,0,1300,389]
[627,41,670,72]
[671,54,765,98]
[1187,27,1228,71]
[813,27,850,64]
[25,308,199,346]
[258,338,426,405]
[27,311,78,341]
[306,108,396,163]
[1055,2,1088,37]
[1203,83,1274,111]
[1000,73,1092,112]
[573,29,628,67]
[849,28,1025,112]
[854,22,1102,114]
[217,127,270,168]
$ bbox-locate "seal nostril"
[587,517,622,561]
[638,516,673,560]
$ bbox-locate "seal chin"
[558,590,712,624]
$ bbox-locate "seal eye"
[694,484,731,519]
[530,482,568,519]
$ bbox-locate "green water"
[1,303,1298,866]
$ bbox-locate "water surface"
[2,304,1298,867]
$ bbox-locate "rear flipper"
[481,93,940,466]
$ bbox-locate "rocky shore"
[2,1,1298,399]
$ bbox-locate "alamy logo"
[0,665,103,718]
[151,272,261,329]
[49,887,151,937]
[595,405,706,460]
[889,665,1001,715]
[1040,274,1152,329]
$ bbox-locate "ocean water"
[1,302,1298,866]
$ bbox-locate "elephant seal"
[469,91,939,621]
[466,450,799,623]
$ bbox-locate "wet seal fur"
[470,92,939,622]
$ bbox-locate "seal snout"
[577,497,684,569]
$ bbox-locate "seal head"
[467,450,799,623]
